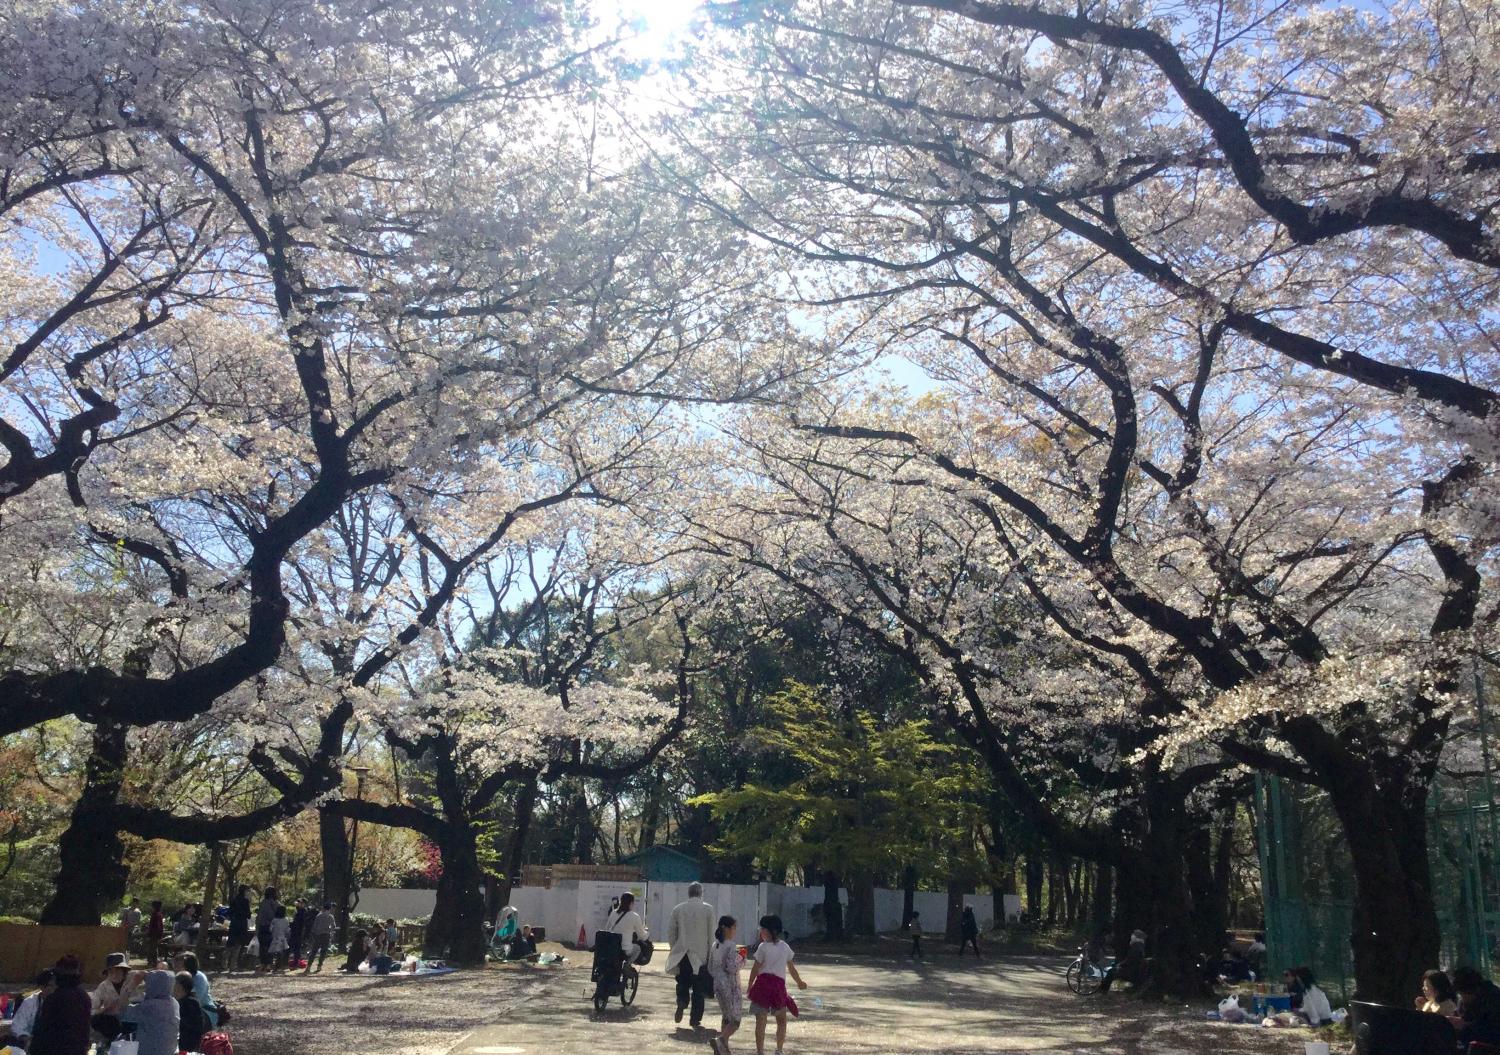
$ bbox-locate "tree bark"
[1024,853,1044,922]
[945,876,965,943]
[494,778,538,910]
[848,870,876,936]
[902,864,916,930]
[1139,775,1206,997]
[424,824,488,966]
[1091,863,1113,937]
[1331,780,1441,1004]
[822,870,844,941]
[41,722,130,924]
[319,806,352,945]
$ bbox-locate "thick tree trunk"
[319,807,352,945]
[1184,821,1222,957]
[1139,777,1205,998]
[1091,863,1113,937]
[1212,812,1234,929]
[821,870,844,941]
[945,877,965,943]
[424,825,488,966]
[1334,783,1440,1004]
[494,779,537,911]
[848,870,876,936]
[41,722,130,925]
[1024,854,1044,922]
[569,786,594,864]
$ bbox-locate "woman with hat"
[28,955,91,1055]
[88,951,138,1041]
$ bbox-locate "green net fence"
[1254,772,1500,1003]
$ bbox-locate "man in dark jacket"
[1453,965,1500,1047]
[29,955,92,1055]
[227,884,253,972]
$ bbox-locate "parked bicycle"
[1066,945,1109,996]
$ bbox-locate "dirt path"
[449,952,1326,1055]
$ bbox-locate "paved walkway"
[451,953,1313,1055]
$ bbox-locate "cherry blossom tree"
[654,0,1498,1000]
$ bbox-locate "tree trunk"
[1045,857,1059,925]
[1184,821,1220,956]
[196,843,222,954]
[41,722,130,924]
[1212,811,1234,929]
[569,786,594,864]
[848,870,876,936]
[1139,775,1205,998]
[424,824,488,966]
[1024,854,1044,922]
[945,876,965,943]
[1332,781,1441,1004]
[494,778,537,911]
[638,774,661,850]
[902,864,916,930]
[822,870,844,941]
[319,806,352,946]
[1091,863,1113,938]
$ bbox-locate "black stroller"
[590,931,639,1010]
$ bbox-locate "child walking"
[746,915,807,1055]
[708,915,743,1055]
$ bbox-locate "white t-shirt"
[753,939,794,979]
[11,991,41,1038]
[609,909,648,945]
[1302,984,1333,1025]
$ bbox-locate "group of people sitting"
[4,950,220,1055]
[1413,966,1500,1048]
[338,918,406,974]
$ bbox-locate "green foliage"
[691,682,985,879]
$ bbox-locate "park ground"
[201,945,1329,1055]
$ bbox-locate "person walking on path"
[746,915,807,1055]
[29,956,92,1055]
[707,915,744,1055]
[906,912,923,960]
[227,884,252,972]
[305,901,336,972]
[255,886,280,972]
[959,907,982,957]
[667,882,717,1028]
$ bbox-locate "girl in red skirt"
[746,914,808,1055]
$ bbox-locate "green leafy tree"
[693,681,982,939]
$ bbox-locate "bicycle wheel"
[1078,964,1103,996]
[1066,959,1086,994]
[621,964,639,1006]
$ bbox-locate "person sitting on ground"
[507,925,539,960]
[1415,968,1457,1015]
[608,892,649,968]
[1099,930,1147,993]
[29,956,92,1055]
[119,970,179,1055]
[88,952,139,1041]
[174,971,207,1054]
[1283,967,1305,1009]
[1452,965,1500,1047]
[171,951,218,1028]
[1293,966,1333,1026]
[340,929,370,973]
[7,968,56,1050]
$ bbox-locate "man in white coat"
[666,882,716,1028]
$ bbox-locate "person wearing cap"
[7,968,55,1050]
[119,970,179,1055]
[28,956,91,1055]
[88,952,138,1041]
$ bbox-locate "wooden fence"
[0,922,130,984]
